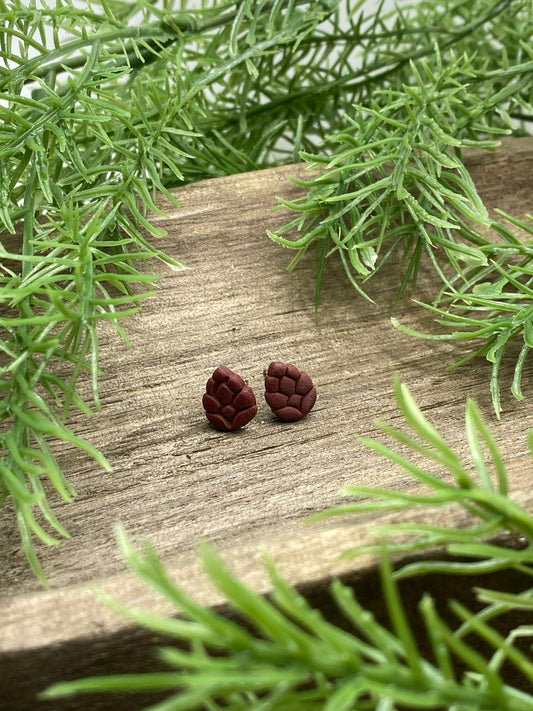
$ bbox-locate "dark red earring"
[203,366,257,431]
[264,361,316,421]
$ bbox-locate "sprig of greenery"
[0,0,339,580]
[43,379,533,709]
[1,0,190,581]
[314,377,533,572]
[267,0,533,411]
[268,44,532,303]
[393,213,533,417]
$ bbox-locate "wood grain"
[1,138,533,708]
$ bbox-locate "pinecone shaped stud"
[264,361,317,422]
[203,366,257,431]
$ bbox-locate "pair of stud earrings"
[202,361,317,432]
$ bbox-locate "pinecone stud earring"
[203,366,257,431]
[264,361,316,422]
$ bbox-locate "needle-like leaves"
[1,0,532,582]
[43,380,533,709]
[0,0,336,578]
[315,377,533,569]
[269,45,533,304]
[394,214,533,416]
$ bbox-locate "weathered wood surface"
[2,138,533,708]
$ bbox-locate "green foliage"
[269,0,533,298]
[4,1,532,703]
[314,376,533,568]
[0,0,532,579]
[0,0,341,579]
[268,0,533,412]
[1,0,195,581]
[43,380,533,709]
[393,213,533,417]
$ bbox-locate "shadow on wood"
[2,535,531,711]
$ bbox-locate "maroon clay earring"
[203,366,258,431]
[264,361,317,421]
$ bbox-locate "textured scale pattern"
[203,366,257,431]
[264,361,316,421]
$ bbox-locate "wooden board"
[2,138,533,709]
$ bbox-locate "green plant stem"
[242,0,514,124]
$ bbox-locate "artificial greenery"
[392,212,533,418]
[4,0,533,706]
[43,378,533,710]
[0,0,340,581]
[0,0,532,582]
[268,0,533,414]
